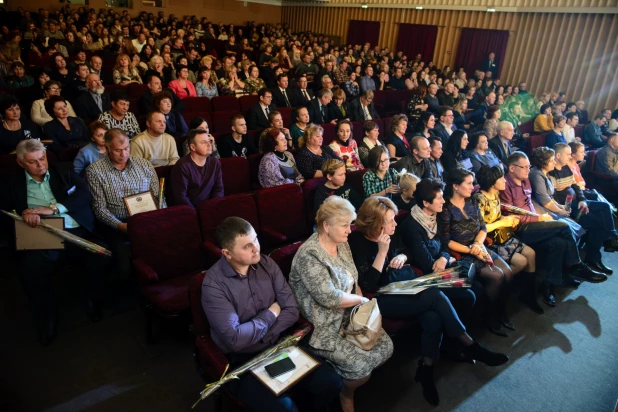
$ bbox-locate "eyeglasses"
[379,158,389,164]
[48,87,62,92]
[513,164,531,170]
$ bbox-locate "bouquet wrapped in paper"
[378,266,470,295]
[192,325,312,409]
[500,203,539,217]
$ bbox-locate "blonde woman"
[113,54,142,85]
[296,123,341,179]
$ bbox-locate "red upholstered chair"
[321,122,336,146]
[57,147,80,162]
[382,117,393,139]
[346,169,369,198]
[128,206,208,341]
[373,118,385,140]
[519,119,535,136]
[256,184,310,247]
[372,90,386,116]
[183,96,211,113]
[383,90,402,116]
[351,121,363,142]
[301,177,327,226]
[182,112,213,130]
[268,241,303,280]
[211,95,241,112]
[239,95,259,113]
[574,125,584,138]
[584,150,617,194]
[212,110,241,133]
[400,89,413,105]
[127,83,147,98]
[188,272,245,409]
[197,193,260,264]
[528,133,547,157]
[278,107,293,127]
[248,153,264,190]
[219,156,251,194]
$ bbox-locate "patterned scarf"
[410,205,437,239]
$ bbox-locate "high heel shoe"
[415,359,439,406]
[461,341,509,367]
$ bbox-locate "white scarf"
[410,205,437,239]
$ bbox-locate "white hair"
[15,139,45,161]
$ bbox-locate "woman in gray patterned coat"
[289,196,393,412]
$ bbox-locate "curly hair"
[531,146,555,169]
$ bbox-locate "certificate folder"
[15,217,65,250]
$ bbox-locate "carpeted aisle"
[0,249,616,412]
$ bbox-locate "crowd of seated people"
[0,5,617,412]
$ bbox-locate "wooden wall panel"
[282,6,618,115]
[316,0,617,7]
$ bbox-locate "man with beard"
[73,74,112,124]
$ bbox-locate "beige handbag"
[340,298,383,351]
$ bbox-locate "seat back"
[346,169,368,198]
[128,206,207,282]
[351,121,363,142]
[219,156,251,194]
[278,107,293,128]
[528,133,547,157]
[182,112,213,131]
[519,119,535,135]
[248,153,264,189]
[321,122,336,146]
[301,177,327,225]
[189,271,209,334]
[197,193,260,242]
[212,110,241,133]
[257,184,309,244]
[269,241,303,280]
[239,95,259,113]
[211,95,241,112]
[184,96,211,113]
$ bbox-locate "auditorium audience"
[533,103,554,133]
[410,111,436,139]
[243,65,266,95]
[131,111,180,167]
[483,105,501,139]
[583,113,607,149]
[392,135,434,179]
[442,130,473,174]
[489,121,514,165]
[171,128,223,207]
[405,85,429,126]
[167,64,197,99]
[428,137,445,181]
[289,106,309,148]
[295,123,341,179]
[328,120,363,171]
[112,53,142,85]
[545,114,567,147]
[258,127,302,188]
[140,74,184,114]
[438,167,514,335]
[43,95,89,154]
[0,139,109,346]
[202,217,341,411]
[195,66,218,98]
[219,114,257,158]
[289,196,394,412]
[363,146,400,198]
[349,195,507,405]
[467,131,501,173]
[98,91,141,139]
[154,90,188,137]
[392,172,420,212]
[432,106,456,144]
[562,112,580,143]
[328,89,350,121]
[384,113,411,160]
[73,121,108,176]
[349,90,379,122]
[73,74,112,124]
[358,121,383,168]
[31,80,77,127]
[313,159,363,214]
[594,132,618,180]
[246,88,276,130]
[0,98,41,155]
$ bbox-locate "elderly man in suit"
[307,88,337,125]
[246,88,276,130]
[73,74,112,124]
[349,90,380,122]
[489,121,515,164]
[0,139,110,345]
[482,52,499,79]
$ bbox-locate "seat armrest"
[203,241,222,263]
[261,227,288,246]
[133,258,158,285]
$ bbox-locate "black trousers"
[97,223,132,277]
[515,220,579,285]
[227,349,342,412]
[17,227,110,325]
[376,287,472,359]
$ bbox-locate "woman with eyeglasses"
[362,146,400,199]
[31,80,77,127]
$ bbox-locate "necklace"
[3,120,20,131]
[275,151,287,161]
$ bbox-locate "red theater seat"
[183,96,211,113]
[256,184,310,247]
[239,94,259,113]
[128,205,207,341]
[219,156,251,194]
[301,177,327,225]
[211,95,240,112]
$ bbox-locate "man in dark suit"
[139,74,184,115]
[482,52,498,79]
[307,89,337,125]
[294,76,314,105]
[246,88,276,130]
[271,73,296,109]
[348,90,380,122]
[259,58,279,90]
[432,106,457,144]
[73,74,112,124]
[0,140,109,346]
[489,121,514,164]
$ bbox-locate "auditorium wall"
[282,6,618,116]
[7,0,282,26]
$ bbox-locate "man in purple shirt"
[170,128,224,207]
[201,217,341,411]
[500,151,606,306]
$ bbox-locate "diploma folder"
[15,217,65,250]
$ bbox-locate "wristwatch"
[49,204,60,215]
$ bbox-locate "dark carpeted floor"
[1,248,617,412]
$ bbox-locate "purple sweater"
[170,154,224,207]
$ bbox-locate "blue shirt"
[73,142,106,176]
[26,170,79,228]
